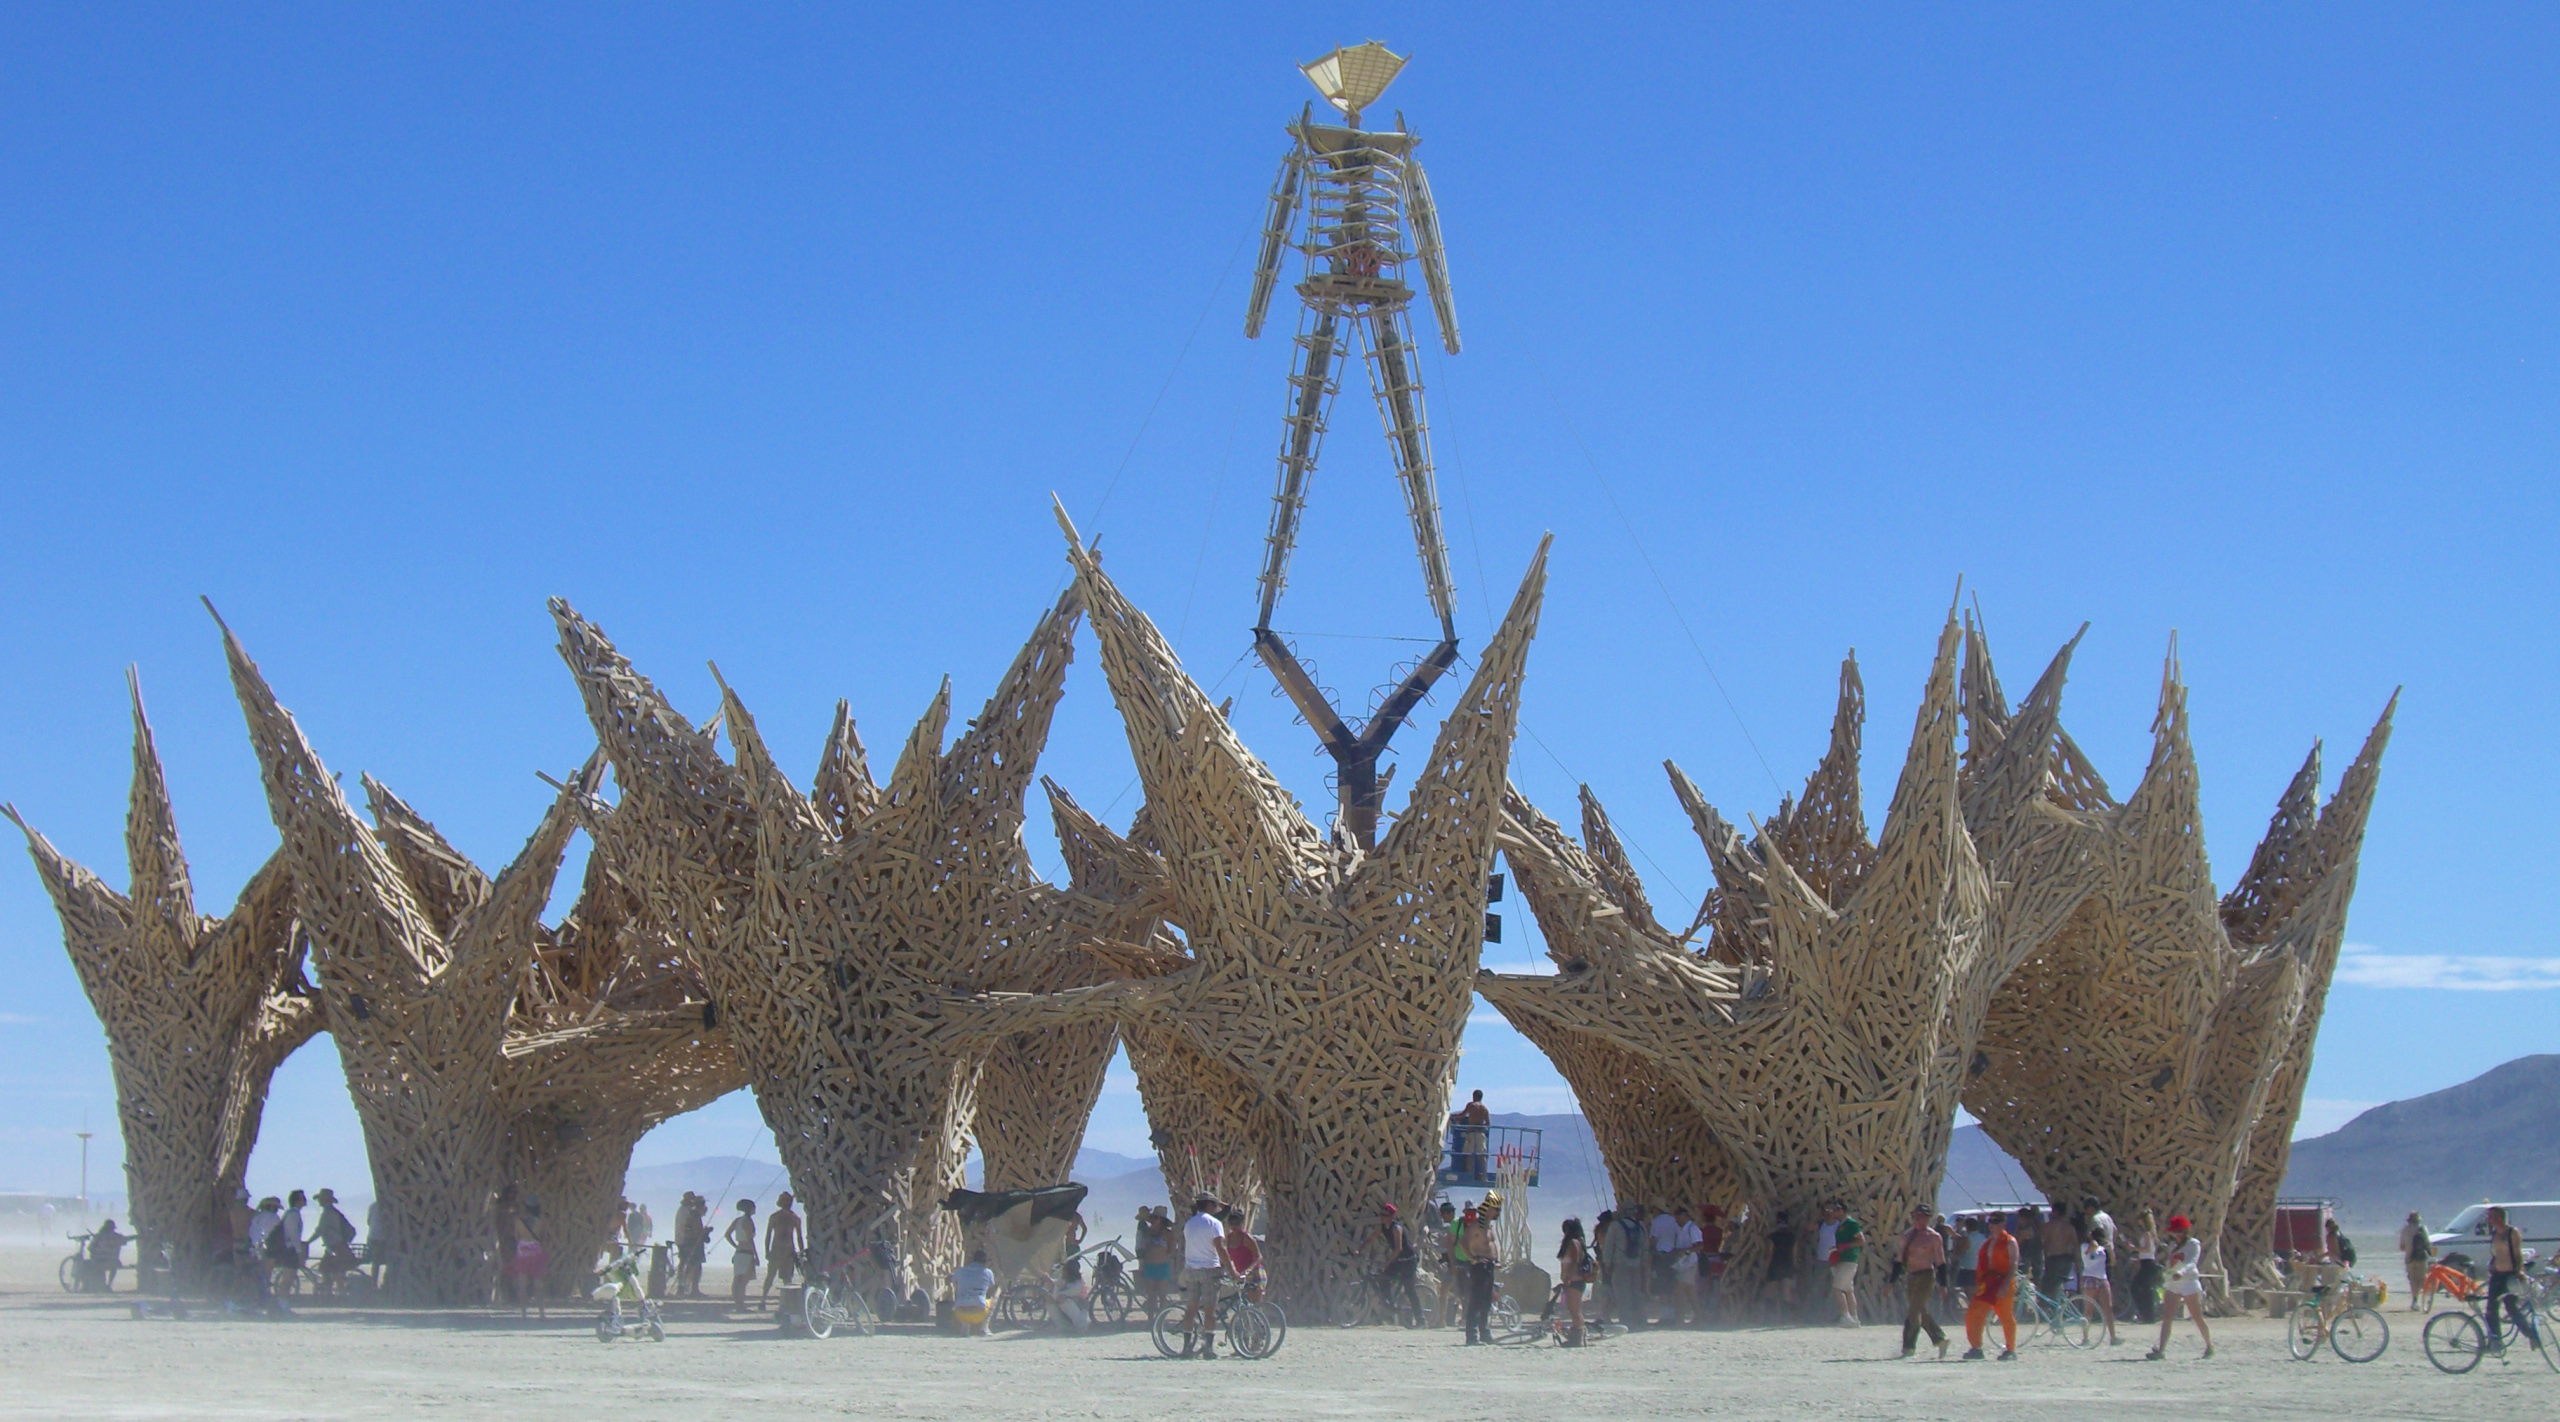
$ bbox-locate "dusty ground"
[1,1247,2545,1420]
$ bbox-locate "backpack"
[2336,1234,2357,1266]
[1616,1215,1645,1259]
[262,1221,296,1263]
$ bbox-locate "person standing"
[1649,1203,1681,1315]
[2397,1211,2432,1312]
[1373,1202,1423,1326]
[2012,1206,2044,1297]
[1697,1205,1728,1317]
[1763,1209,1800,1317]
[311,1189,357,1298]
[761,1192,803,1308]
[1600,1204,1646,1327]
[1136,1206,1175,1316]
[1427,1202,1461,1327]
[1455,1090,1492,1180]
[1954,1217,1985,1301]
[2126,1206,2163,1323]
[623,1199,653,1252]
[724,1198,760,1309]
[1961,1214,2020,1361]
[2145,1214,2212,1361]
[1893,1205,1950,1359]
[1459,1200,1503,1344]
[2038,1206,2079,1304]
[2079,1224,2120,1345]
[2484,1205,2543,1354]
[1557,1218,1592,1346]
[673,1193,707,1297]
[1179,1195,1234,1359]
[1667,1206,1705,1325]
[1825,1202,1865,1327]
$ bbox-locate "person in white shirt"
[1178,1195,1235,1359]
[1649,1207,1680,1313]
[949,1248,998,1336]
[2146,1214,2212,1361]
[1668,1206,1706,1325]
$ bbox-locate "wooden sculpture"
[552,593,1120,1280]
[1479,615,2101,1305]
[1957,619,2394,1291]
[1051,510,1545,1308]
[5,673,319,1285]
[363,772,746,1296]
[218,616,586,1305]
[1243,42,1467,849]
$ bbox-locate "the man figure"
[1180,1194,1236,1358]
[1456,1089,1491,1179]
[673,1193,707,1297]
[2082,1196,2116,1255]
[1825,1201,1865,1327]
[2398,1211,2433,1311]
[1893,1205,1951,1359]
[2484,1205,2542,1353]
[1697,1205,1729,1317]
[623,1198,653,1251]
[2011,1206,2044,1297]
[761,1191,803,1307]
[1459,1199,1502,1344]
[1603,1203,1649,1327]
[1763,1209,1799,1316]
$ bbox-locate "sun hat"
[2167,1215,2192,1232]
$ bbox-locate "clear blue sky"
[4,4,2552,1201]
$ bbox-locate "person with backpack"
[1372,1202,1424,1326]
[2483,1206,2543,1354]
[1602,1202,1649,1327]
[2397,1211,2433,1312]
[311,1189,358,1298]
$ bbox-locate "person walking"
[1893,1205,1950,1359]
[2483,1205,2544,1354]
[1825,1202,1865,1327]
[1557,1218,1592,1345]
[2145,1214,2212,1360]
[1961,1213,2020,1361]
[2397,1211,2432,1312]
[1179,1195,1234,1359]
[724,1198,759,1309]
[2127,1207,2163,1324]
[761,1192,803,1308]
[1459,1201,1502,1344]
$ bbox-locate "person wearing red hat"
[1371,1202,1423,1326]
[2146,1214,2213,1360]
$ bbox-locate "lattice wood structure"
[1480,616,2103,1307]
[5,673,319,1284]
[1958,618,2394,1290]
[552,592,1146,1281]
[1041,511,1546,1310]
[219,618,568,1304]
[362,768,746,1296]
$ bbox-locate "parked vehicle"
[2431,1202,2560,1270]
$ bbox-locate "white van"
[2430,1202,2560,1266]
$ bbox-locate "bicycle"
[2286,1274,2389,1363]
[60,1230,126,1293]
[1081,1239,1140,1325]
[797,1254,883,1340]
[1495,1284,1626,1346]
[1333,1254,1438,1328]
[2012,1281,2094,1348]
[1151,1279,1284,1359]
[2423,1269,2558,1375]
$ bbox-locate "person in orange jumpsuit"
[1962,1214,2020,1360]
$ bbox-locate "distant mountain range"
[2281,1053,2560,1228]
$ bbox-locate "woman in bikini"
[2147,1214,2213,1360]
[1557,1218,1592,1345]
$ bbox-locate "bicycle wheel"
[2288,1304,2322,1361]
[803,1281,838,1339]
[847,1288,879,1337]
[1226,1304,1274,1359]
[643,1299,665,1343]
[1493,1293,1521,1332]
[59,1256,79,1292]
[1150,1304,1192,1358]
[1413,1279,1439,1328]
[2056,1297,2093,1349]
[1092,1281,1130,1326]
[1333,1287,1378,1328]
[2424,1311,2484,1374]
[2328,1306,2388,1363]
[1255,1299,1287,1353]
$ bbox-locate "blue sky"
[3,4,2553,1200]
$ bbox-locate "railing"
[1437,1124,1540,1189]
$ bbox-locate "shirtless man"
[761,1192,803,1308]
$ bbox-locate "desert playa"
[1,1250,2538,1422]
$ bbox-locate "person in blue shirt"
[950,1248,998,1337]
